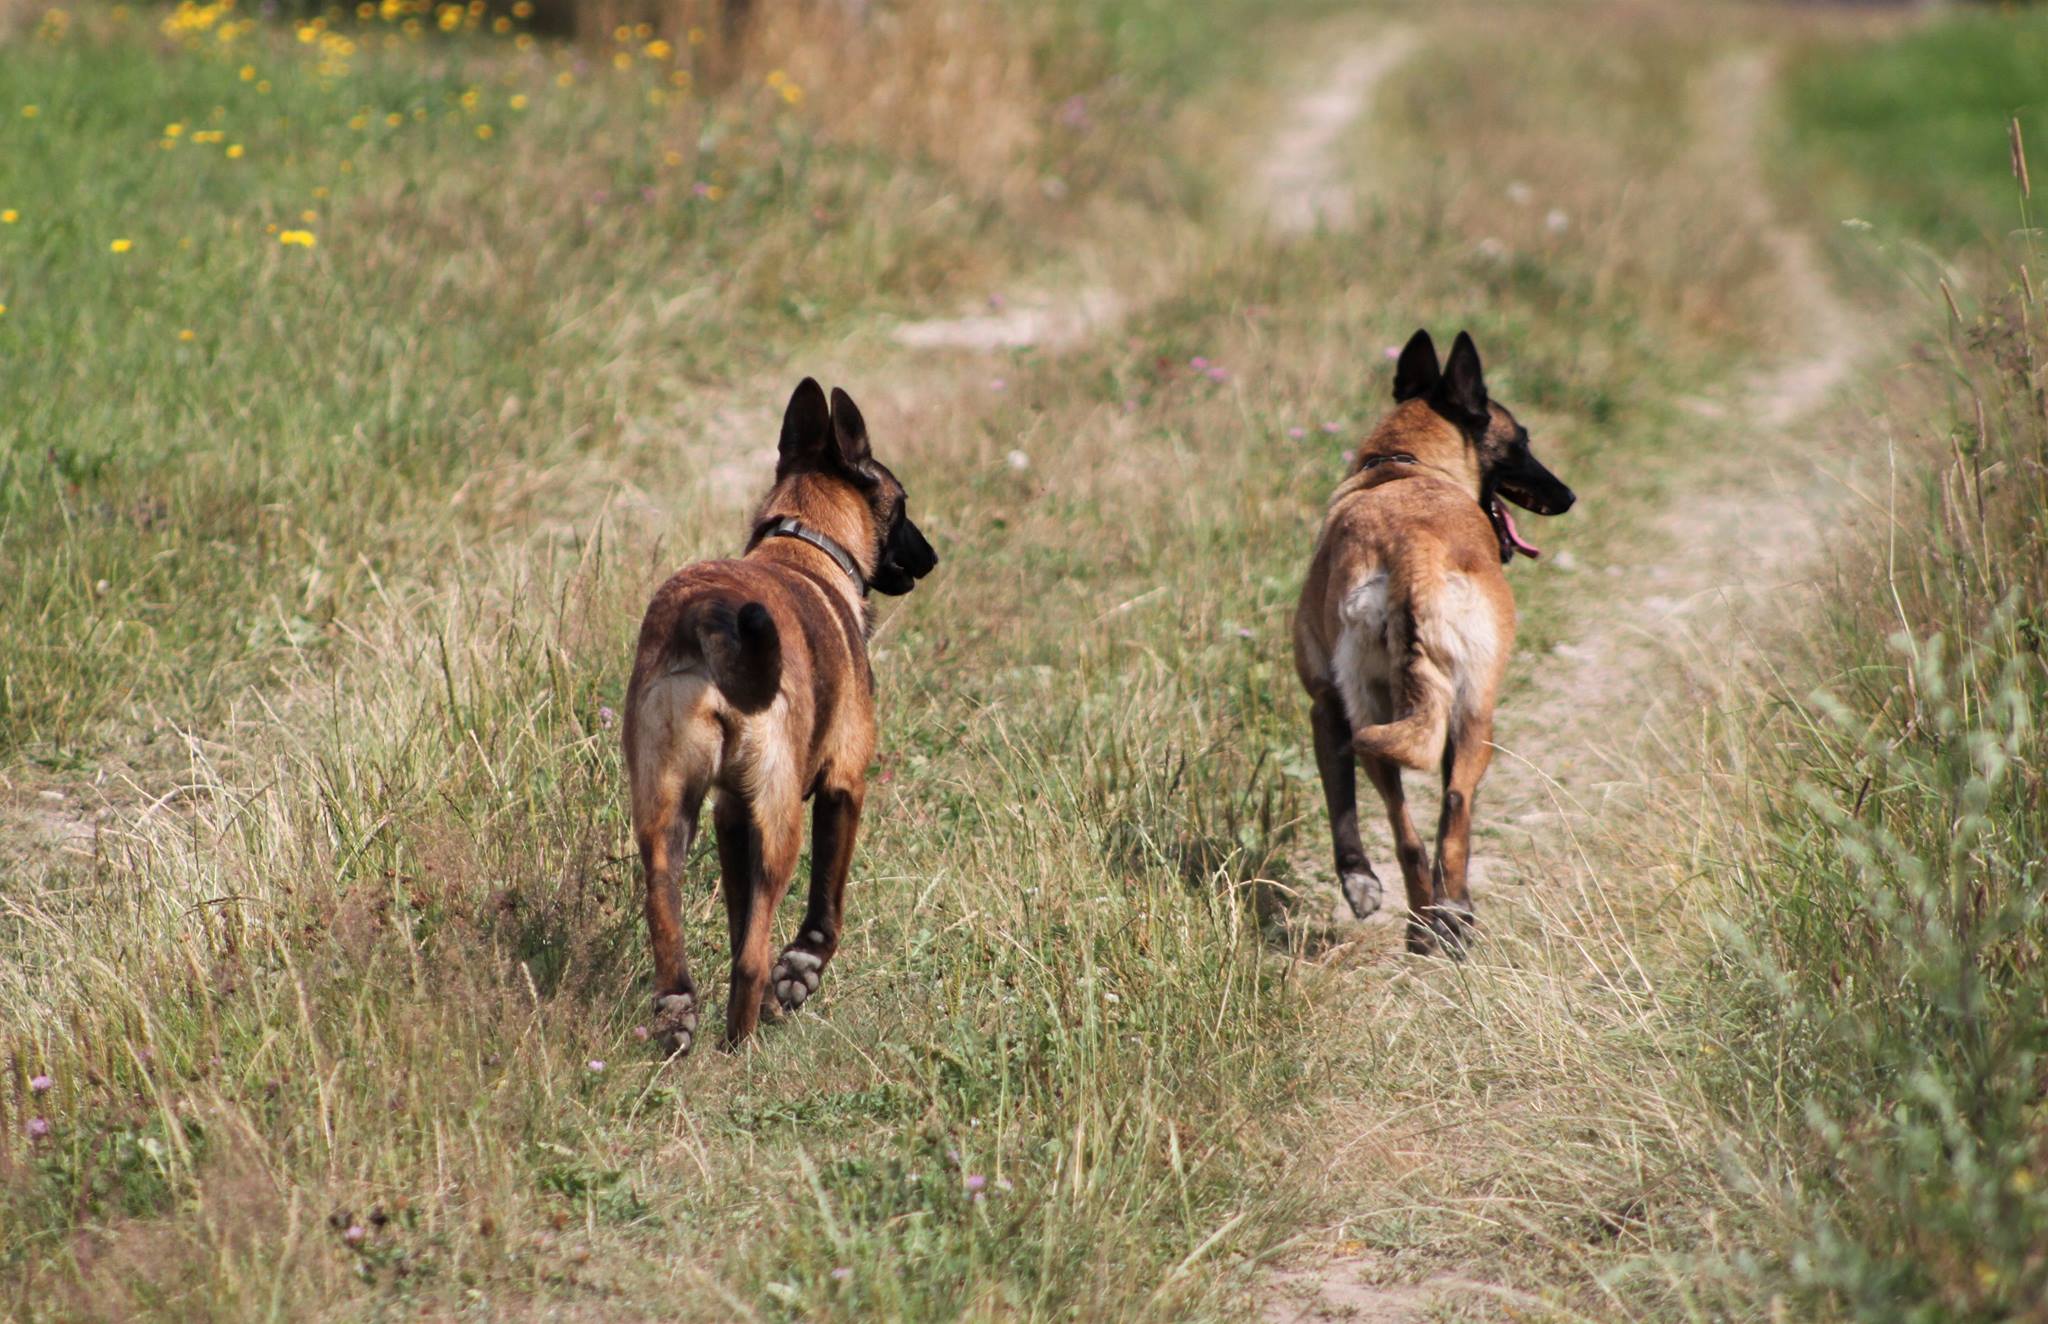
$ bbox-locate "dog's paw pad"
[652,993,699,1058]
[769,947,824,1014]
[1339,870,1383,920]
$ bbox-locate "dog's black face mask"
[871,502,937,597]
[776,379,940,596]
[1480,408,1575,561]
[1392,328,1575,563]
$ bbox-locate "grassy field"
[5,1,2041,1320]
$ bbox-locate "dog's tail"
[1352,570,1456,773]
[685,599,781,713]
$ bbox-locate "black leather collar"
[755,517,867,596]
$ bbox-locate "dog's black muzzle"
[1495,455,1575,517]
[871,516,937,597]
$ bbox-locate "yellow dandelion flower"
[22,105,40,118]
[296,23,318,42]
[669,69,690,88]
[164,121,184,137]
[779,83,803,106]
[475,123,493,139]
[686,26,705,45]
[386,111,403,126]
[403,18,421,36]
[256,80,271,94]
[556,71,574,88]
[514,32,532,50]
[509,93,528,111]
[313,186,329,198]
[357,1,373,16]
[611,51,631,70]
[611,24,629,41]
[644,38,671,60]
[647,88,666,107]
[339,159,354,174]
[349,113,369,130]
[459,88,479,110]
[226,143,244,158]
[239,64,255,80]
[511,0,532,16]
[110,238,133,253]
[765,69,786,88]
[705,184,724,201]
[0,304,7,316]
[1,209,16,223]
[437,5,460,32]
[662,149,681,166]
[278,229,316,247]
[178,328,196,341]
[492,15,509,32]
[300,209,318,222]
[634,22,651,39]
[413,106,428,121]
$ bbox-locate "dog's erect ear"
[829,386,873,472]
[1393,329,1440,403]
[1439,330,1488,421]
[778,377,834,470]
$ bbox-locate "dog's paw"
[1424,901,1475,959]
[769,940,826,1016]
[1339,869,1383,920]
[651,992,699,1058]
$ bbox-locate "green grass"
[1,2,1854,1320]
[1787,9,2048,248]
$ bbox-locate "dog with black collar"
[623,378,937,1055]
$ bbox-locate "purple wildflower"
[344,1224,366,1246]
[598,705,617,730]
[1288,427,1306,440]
[29,1074,52,1093]
[587,1059,606,1074]
[964,1173,986,1192]
[831,1267,853,1281]
[26,1117,50,1140]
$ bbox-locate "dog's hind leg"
[1309,686,1381,919]
[713,782,803,1051]
[767,779,865,1019]
[639,792,706,1057]
[1358,740,1435,954]
[1427,711,1495,957]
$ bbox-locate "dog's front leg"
[766,781,864,1020]
[714,789,803,1050]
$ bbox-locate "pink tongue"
[1498,502,1541,557]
